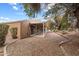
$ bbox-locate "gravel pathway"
[6,32,70,56]
[0,47,4,56]
[3,31,79,56]
[4,35,18,56]
[58,32,79,56]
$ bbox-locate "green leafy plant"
[0,24,9,46]
[60,12,70,30]
[46,20,54,31]
[23,3,41,18]
[10,28,17,39]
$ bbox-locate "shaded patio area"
[30,23,43,35]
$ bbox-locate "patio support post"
[43,22,44,37]
[36,24,38,33]
[35,24,38,34]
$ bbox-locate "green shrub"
[10,28,17,39]
[46,20,54,30]
[0,24,9,46]
[60,12,70,30]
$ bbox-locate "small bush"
[46,20,54,30]
[0,24,9,46]
[10,28,17,39]
[60,12,70,30]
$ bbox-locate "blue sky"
[0,3,46,23]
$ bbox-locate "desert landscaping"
[1,3,79,56]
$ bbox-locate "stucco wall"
[7,22,21,39]
[21,21,31,39]
[5,20,44,39]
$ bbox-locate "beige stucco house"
[5,19,44,39]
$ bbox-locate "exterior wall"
[7,22,21,39]
[21,21,31,39]
[5,20,44,39]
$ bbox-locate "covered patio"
[30,23,43,35]
[28,19,46,35]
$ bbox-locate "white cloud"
[12,6,18,11]
[8,3,17,6]
[0,16,9,20]
[8,3,18,11]
[5,17,9,20]
[0,16,4,19]
[0,16,11,23]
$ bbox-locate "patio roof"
[28,19,43,24]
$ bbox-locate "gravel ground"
[6,33,67,56]
[56,31,79,56]
[0,47,4,56]
[0,34,15,56]
[6,31,79,56]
